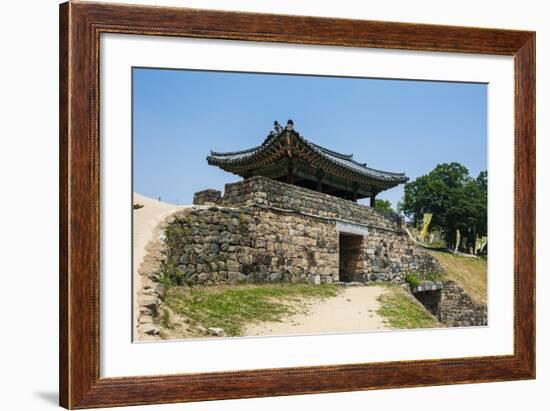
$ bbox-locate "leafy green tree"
[375,198,402,225]
[400,163,487,251]
[470,171,488,244]
[375,199,393,214]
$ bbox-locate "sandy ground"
[133,193,187,328]
[245,285,390,336]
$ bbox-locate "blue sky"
[133,68,487,208]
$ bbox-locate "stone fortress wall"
[162,176,442,286]
[412,281,488,327]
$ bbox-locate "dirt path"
[133,193,187,332]
[244,285,390,336]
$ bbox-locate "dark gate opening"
[338,233,363,282]
[413,289,442,317]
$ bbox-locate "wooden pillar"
[370,191,377,207]
[316,170,324,192]
[352,183,358,203]
[287,160,294,185]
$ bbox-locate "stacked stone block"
[222,176,402,229]
[193,189,221,205]
[439,281,488,326]
[412,280,487,327]
[161,176,442,285]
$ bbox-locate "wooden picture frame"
[59,1,535,408]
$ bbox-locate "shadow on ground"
[34,391,58,406]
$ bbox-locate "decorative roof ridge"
[298,134,408,179]
[309,142,354,160]
[208,129,281,158]
[207,120,409,183]
[210,145,263,157]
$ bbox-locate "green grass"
[404,272,442,288]
[377,285,440,329]
[158,307,175,330]
[163,283,341,336]
[404,273,422,288]
[427,249,487,304]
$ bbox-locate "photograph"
[1,0,541,410]
[132,68,489,341]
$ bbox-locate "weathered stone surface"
[439,281,487,327]
[141,324,160,336]
[228,272,247,283]
[207,327,226,337]
[139,315,154,324]
[270,272,283,282]
[193,189,221,205]
[139,296,160,309]
[413,280,444,292]
[413,280,487,327]
[153,283,166,297]
[161,176,442,285]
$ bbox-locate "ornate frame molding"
[59,1,535,408]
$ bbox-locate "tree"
[375,199,402,224]
[400,163,487,252]
[375,199,393,214]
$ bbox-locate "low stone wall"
[135,218,169,340]
[413,280,487,327]
[439,281,488,327]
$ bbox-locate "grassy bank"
[427,249,487,304]
[376,285,440,329]
[162,283,341,336]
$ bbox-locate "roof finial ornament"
[273,121,283,134]
[286,119,294,131]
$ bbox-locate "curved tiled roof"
[303,138,408,183]
[207,121,408,188]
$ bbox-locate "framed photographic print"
[59,1,535,408]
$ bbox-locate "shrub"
[161,259,186,286]
[404,272,442,288]
[133,203,144,210]
[404,274,422,288]
[424,272,441,281]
